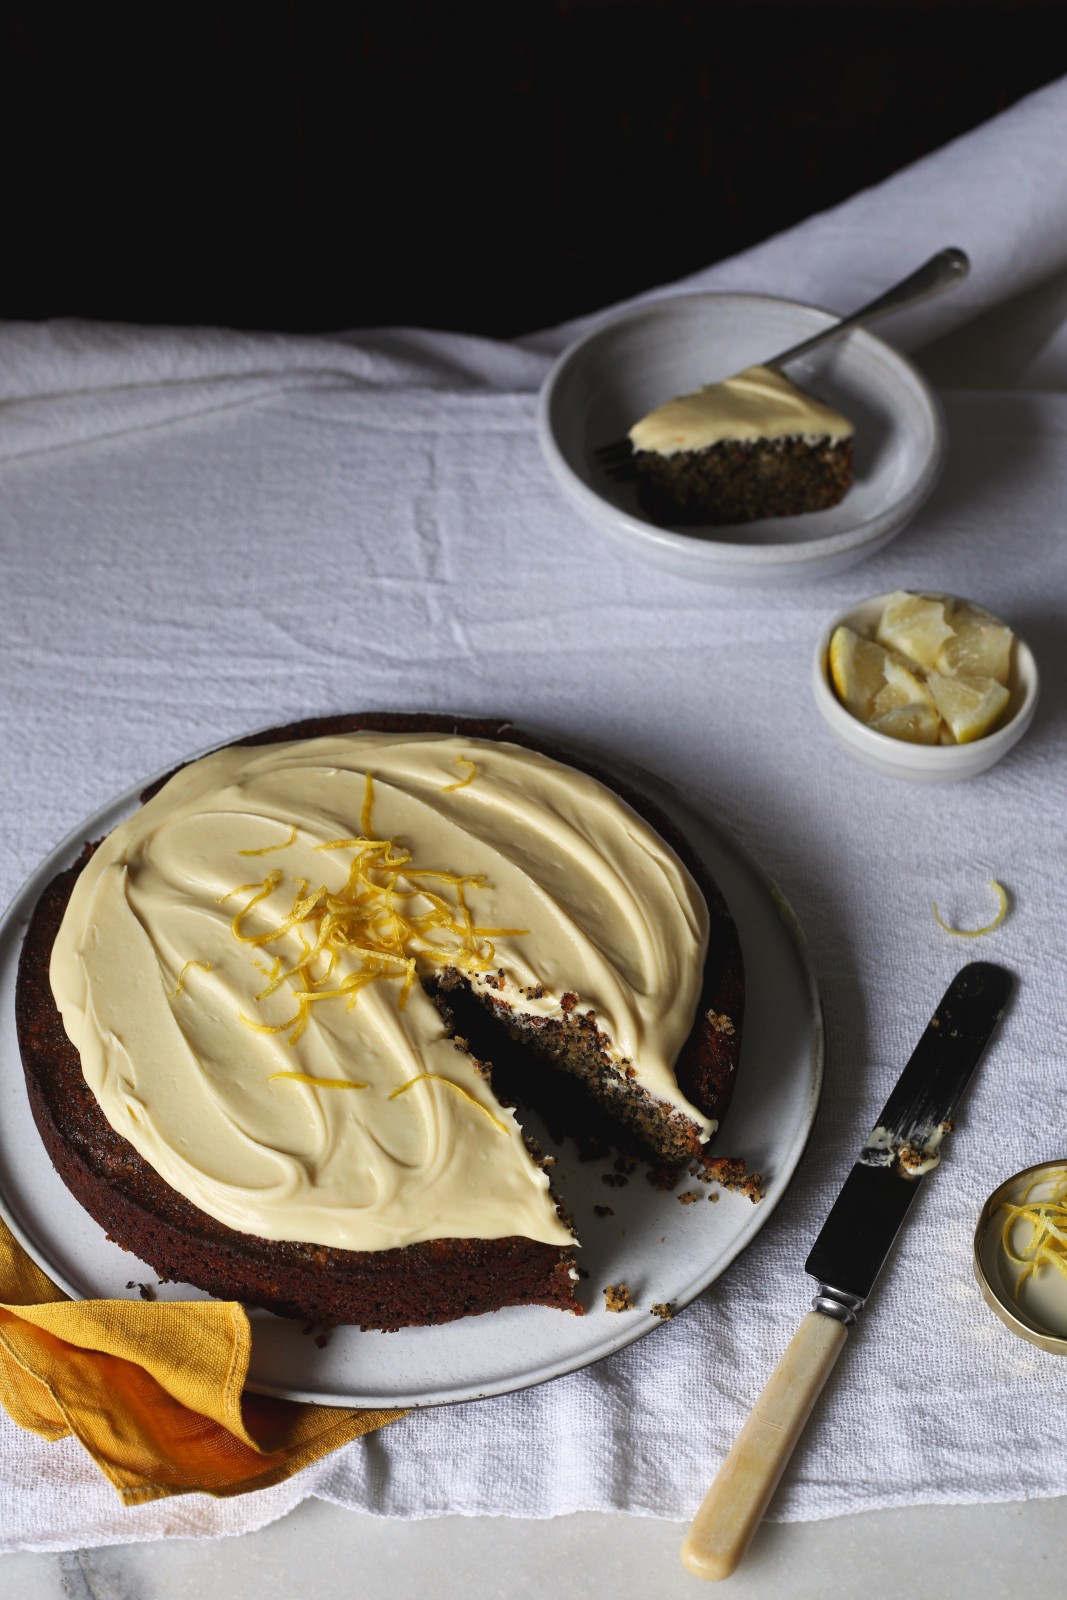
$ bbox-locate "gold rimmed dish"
[974,1160,1067,1355]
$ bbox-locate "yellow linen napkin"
[0,1217,408,1504]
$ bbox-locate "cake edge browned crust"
[15,712,744,1330]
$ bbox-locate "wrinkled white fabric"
[3,73,1067,1552]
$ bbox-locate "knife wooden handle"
[680,1310,849,1581]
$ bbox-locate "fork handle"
[764,246,969,371]
[680,1311,849,1582]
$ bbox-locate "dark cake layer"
[635,435,854,526]
[15,713,744,1330]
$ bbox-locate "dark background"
[3,0,1066,338]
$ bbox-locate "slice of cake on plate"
[629,364,854,525]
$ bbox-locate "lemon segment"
[883,655,938,711]
[870,658,936,719]
[926,672,1011,744]
[871,681,910,717]
[828,626,890,720]
[870,703,941,745]
[875,591,956,669]
[936,605,1014,685]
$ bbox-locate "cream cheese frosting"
[860,1122,947,1178]
[628,364,854,457]
[49,732,711,1253]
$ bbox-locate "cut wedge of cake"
[629,364,854,525]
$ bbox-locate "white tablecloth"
[2,74,1067,1553]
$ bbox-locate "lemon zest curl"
[166,960,212,1001]
[933,880,1008,938]
[238,825,298,856]
[225,770,527,1047]
[389,1073,509,1134]
[999,1169,1067,1300]
[442,756,478,792]
[268,1072,368,1091]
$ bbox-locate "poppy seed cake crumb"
[604,1282,634,1312]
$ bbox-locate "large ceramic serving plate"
[537,291,944,586]
[0,735,822,1408]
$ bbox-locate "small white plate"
[537,292,944,586]
[0,741,822,1409]
[812,592,1039,783]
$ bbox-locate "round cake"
[15,713,745,1330]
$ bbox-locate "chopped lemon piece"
[882,655,937,711]
[926,672,1011,744]
[870,703,941,744]
[936,604,1014,685]
[828,626,890,720]
[875,591,956,669]
[870,680,908,716]
[870,680,910,717]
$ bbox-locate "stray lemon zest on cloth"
[166,960,212,1001]
[268,1072,369,1091]
[389,1073,509,1134]
[238,825,298,856]
[225,775,527,1046]
[442,756,478,792]
[933,879,1008,938]
[999,1170,1067,1299]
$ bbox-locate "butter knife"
[681,960,1014,1581]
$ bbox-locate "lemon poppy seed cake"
[629,364,854,525]
[16,713,744,1330]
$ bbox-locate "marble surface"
[2,1496,1063,1597]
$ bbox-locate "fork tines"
[593,437,638,481]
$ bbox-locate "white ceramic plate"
[537,292,944,586]
[0,742,822,1408]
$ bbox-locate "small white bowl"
[537,292,945,587]
[812,591,1039,783]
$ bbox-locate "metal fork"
[595,246,969,480]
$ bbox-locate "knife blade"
[806,959,1013,1315]
[681,960,1013,1583]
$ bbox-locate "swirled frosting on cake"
[49,733,711,1252]
[629,364,854,457]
